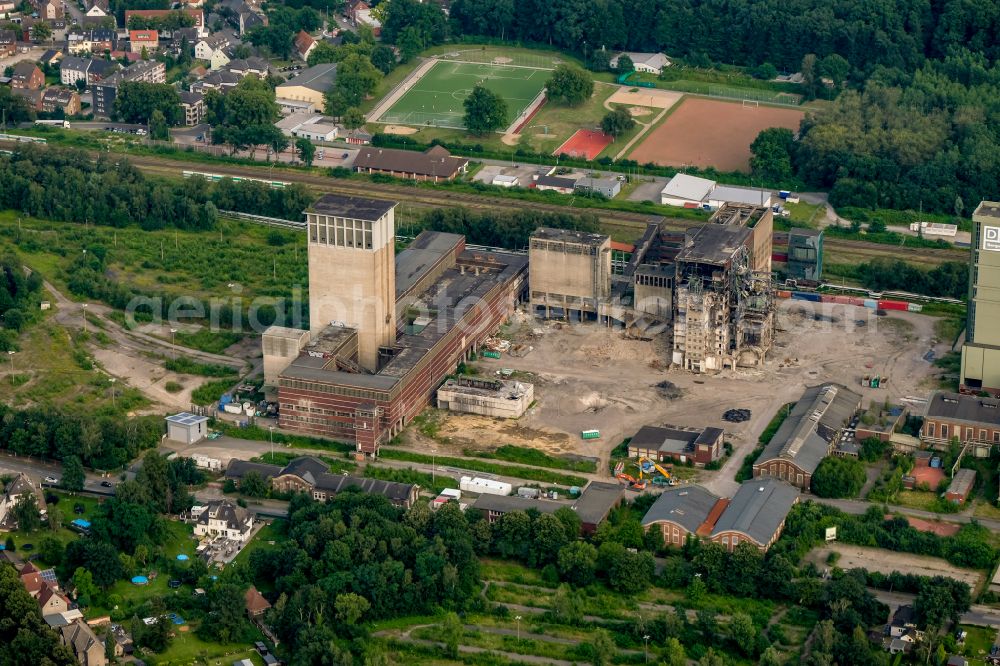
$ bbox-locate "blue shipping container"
[863,299,877,309]
[792,291,821,302]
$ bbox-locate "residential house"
[610,51,671,74]
[189,69,241,93]
[226,56,267,77]
[84,58,117,84]
[922,391,1000,456]
[0,474,46,531]
[245,585,270,617]
[38,583,72,616]
[179,90,204,125]
[346,0,380,35]
[41,87,81,115]
[0,0,15,14]
[886,605,916,638]
[33,0,63,20]
[85,2,108,17]
[66,29,116,54]
[274,62,336,109]
[628,425,724,466]
[59,619,107,666]
[192,500,254,543]
[19,561,45,597]
[92,59,165,118]
[10,61,44,89]
[0,30,18,57]
[128,29,158,54]
[753,383,862,490]
[641,478,799,552]
[294,29,315,61]
[195,33,229,67]
[39,49,61,66]
[352,145,469,182]
[225,456,419,508]
[220,0,266,35]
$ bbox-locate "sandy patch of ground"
[606,87,684,110]
[628,106,652,117]
[91,347,208,411]
[383,125,418,135]
[423,302,944,488]
[494,57,513,64]
[806,543,982,588]
[501,134,520,146]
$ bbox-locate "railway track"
[1,141,967,264]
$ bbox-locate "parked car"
[44,476,58,484]
[100,481,113,488]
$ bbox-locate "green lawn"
[959,624,995,666]
[145,629,265,666]
[231,520,288,572]
[378,60,548,129]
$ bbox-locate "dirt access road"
[806,543,983,589]
[35,273,249,411]
[422,302,946,495]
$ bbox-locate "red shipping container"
[878,300,908,311]
[819,294,835,303]
[776,290,792,299]
[772,252,788,262]
[849,297,866,306]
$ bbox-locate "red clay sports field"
[553,129,613,160]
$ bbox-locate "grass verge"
[379,448,587,486]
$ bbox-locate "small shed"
[166,412,209,445]
[945,469,976,504]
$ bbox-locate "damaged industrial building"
[528,203,776,372]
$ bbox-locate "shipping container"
[863,299,878,309]
[772,252,788,263]
[776,290,792,299]
[482,350,501,359]
[907,303,923,313]
[878,300,908,311]
[581,429,601,440]
[793,291,821,302]
[848,297,866,306]
[832,295,852,305]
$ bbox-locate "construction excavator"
[614,457,673,491]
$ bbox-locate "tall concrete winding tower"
[306,194,396,371]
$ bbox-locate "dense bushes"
[0,404,161,469]
[0,146,315,232]
[419,207,600,249]
[811,456,866,498]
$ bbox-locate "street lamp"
[269,426,275,462]
[643,635,650,663]
[81,303,88,332]
[514,615,522,642]
[109,377,116,409]
[431,447,437,484]
[7,350,14,385]
[169,328,177,358]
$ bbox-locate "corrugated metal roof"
[711,478,798,545]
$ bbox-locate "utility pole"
[7,351,14,385]
[81,303,88,332]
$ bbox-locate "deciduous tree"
[463,84,508,135]
[546,64,594,106]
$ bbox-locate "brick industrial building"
[262,194,527,455]
[921,390,1000,457]
[752,383,862,490]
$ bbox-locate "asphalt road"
[810,496,1000,532]
[872,588,1000,629]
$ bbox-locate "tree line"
[0,146,316,229]
[0,255,43,345]
[449,0,999,82]
[751,48,1000,214]
[0,404,162,470]
[418,207,601,248]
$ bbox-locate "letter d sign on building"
[984,225,1000,251]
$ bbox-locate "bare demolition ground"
[806,543,982,588]
[422,302,946,492]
